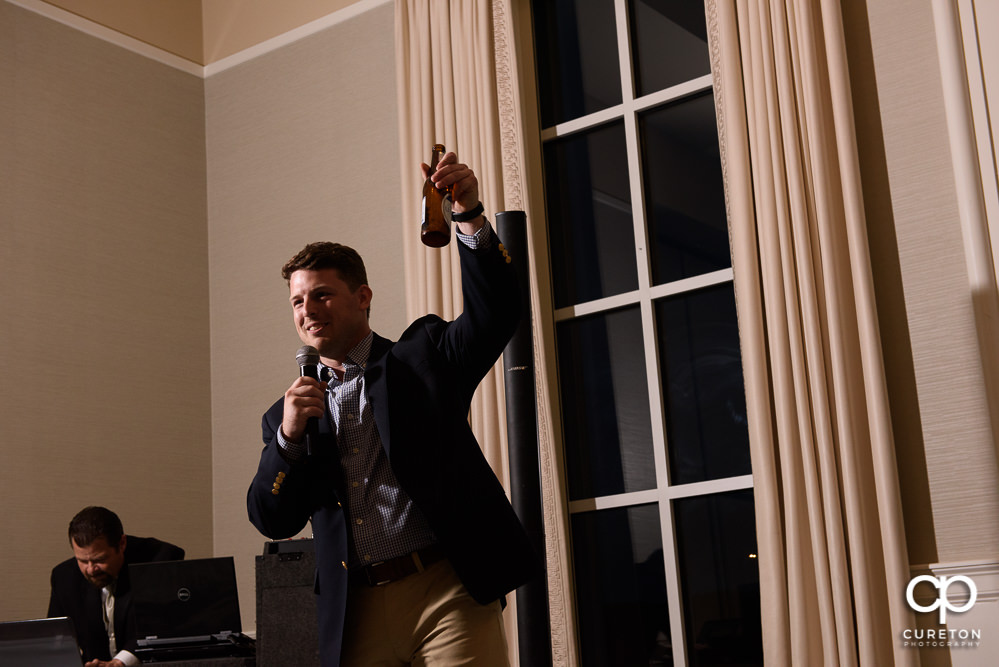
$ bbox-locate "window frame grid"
[539,2,752,664]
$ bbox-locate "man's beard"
[86,572,116,589]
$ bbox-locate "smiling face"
[289,268,372,367]
[73,535,126,589]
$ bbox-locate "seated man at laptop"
[47,506,184,667]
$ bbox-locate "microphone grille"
[296,345,320,367]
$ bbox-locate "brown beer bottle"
[421,144,452,247]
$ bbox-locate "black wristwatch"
[451,201,484,222]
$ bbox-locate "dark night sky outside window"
[532,0,761,663]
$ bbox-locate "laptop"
[129,556,253,661]
[0,617,83,667]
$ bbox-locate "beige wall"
[201,0,363,64]
[1,0,212,620]
[864,0,999,565]
[40,0,204,62]
[38,0,363,65]
[1,0,399,633]
[205,0,401,630]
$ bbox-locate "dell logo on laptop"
[177,587,192,602]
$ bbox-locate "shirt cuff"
[455,217,495,250]
[277,427,307,462]
[115,650,141,667]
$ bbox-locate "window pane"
[655,284,750,485]
[558,306,656,500]
[572,505,672,666]
[545,122,638,308]
[674,491,763,666]
[533,0,623,127]
[640,93,730,286]
[629,0,711,98]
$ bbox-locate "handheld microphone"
[296,345,321,457]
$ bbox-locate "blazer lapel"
[366,334,393,459]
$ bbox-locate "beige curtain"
[395,0,509,486]
[710,1,916,665]
[394,0,520,658]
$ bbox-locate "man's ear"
[118,534,127,553]
[357,285,373,311]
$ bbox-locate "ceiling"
[38,0,365,65]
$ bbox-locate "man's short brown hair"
[281,242,368,291]
[69,506,123,548]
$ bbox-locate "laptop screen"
[0,617,83,667]
[129,556,242,641]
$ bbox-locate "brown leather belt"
[349,545,447,587]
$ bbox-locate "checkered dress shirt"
[326,332,437,566]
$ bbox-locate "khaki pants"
[339,559,509,666]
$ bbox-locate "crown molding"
[202,0,389,77]
[7,0,205,75]
[6,0,391,79]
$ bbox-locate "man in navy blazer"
[247,152,536,666]
[47,506,184,667]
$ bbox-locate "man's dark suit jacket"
[247,235,538,667]
[47,535,184,662]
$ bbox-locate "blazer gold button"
[277,472,286,479]
[341,561,347,569]
[273,482,281,489]
[271,488,279,495]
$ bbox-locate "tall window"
[531,1,763,664]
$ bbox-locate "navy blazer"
[247,236,538,666]
[47,535,184,662]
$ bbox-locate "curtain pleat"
[395,0,511,478]
[395,0,519,659]
[712,0,917,664]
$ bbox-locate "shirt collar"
[321,331,373,377]
[346,331,373,368]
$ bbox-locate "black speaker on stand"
[496,210,552,666]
